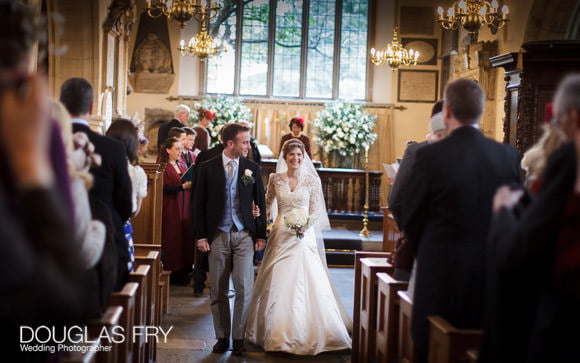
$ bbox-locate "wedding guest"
[106,119,148,271]
[138,135,149,161]
[480,73,580,363]
[0,2,93,356]
[193,106,216,154]
[157,104,190,151]
[60,77,133,291]
[278,116,311,158]
[182,126,197,167]
[160,137,194,285]
[401,79,521,362]
[520,103,566,194]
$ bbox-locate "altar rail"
[260,159,383,216]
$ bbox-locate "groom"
[193,123,267,355]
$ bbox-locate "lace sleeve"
[266,173,276,220]
[308,174,330,230]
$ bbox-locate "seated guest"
[279,116,311,158]
[160,137,194,285]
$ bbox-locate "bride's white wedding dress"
[245,171,352,355]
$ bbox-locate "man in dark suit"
[60,77,133,291]
[157,104,190,151]
[191,142,224,297]
[193,123,267,356]
[401,79,521,361]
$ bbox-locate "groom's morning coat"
[193,155,267,243]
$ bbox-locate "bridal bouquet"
[284,208,311,239]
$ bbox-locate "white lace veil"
[273,142,353,331]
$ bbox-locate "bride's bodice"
[266,172,319,216]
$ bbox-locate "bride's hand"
[252,203,260,218]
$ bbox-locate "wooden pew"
[376,272,409,363]
[134,244,170,319]
[381,206,400,252]
[427,316,483,363]
[133,251,160,363]
[356,257,394,363]
[352,251,391,363]
[60,336,101,363]
[129,265,150,363]
[132,163,164,244]
[109,282,138,363]
[88,305,123,363]
[398,290,416,363]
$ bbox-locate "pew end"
[376,272,409,363]
[427,316,483,363]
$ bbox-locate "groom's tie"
[226,160,235,179]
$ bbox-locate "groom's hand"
[196,239,210,252]
[254,239,266,251]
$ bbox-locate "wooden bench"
[427,316,483,363]
[381,206,400,252]
[398,290,416,363]
[357,257,394,363]
[376,272,409,363]
[352,251,391,363]
[134,244,170,318]
[129,265,150,363]
[132,163,164,244]
[109,282,138,363]
[133,251,160,363]
[87,305,123,363]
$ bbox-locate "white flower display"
[312,101,377,157]
[194,95,253,147]
[284,208,311,239]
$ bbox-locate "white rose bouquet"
[284,208,311,239]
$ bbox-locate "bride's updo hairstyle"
[282,139,305,159]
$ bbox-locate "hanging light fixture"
[370,27,419,71]
[145,0,221,29]
[177,3,224,62]
[436,0,509,42]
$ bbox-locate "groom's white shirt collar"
[221,152,239,168]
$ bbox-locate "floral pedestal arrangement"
[313,101,377,169]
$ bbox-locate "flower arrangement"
[241,169,255,186]
[284,208,311,239]
[194,95,253,147]
[312,101,377,166]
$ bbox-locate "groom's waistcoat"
[218,159,244,232]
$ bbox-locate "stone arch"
[524,0,580,41]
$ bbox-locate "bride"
[245,139,352,355]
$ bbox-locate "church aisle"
[157,268,354,362]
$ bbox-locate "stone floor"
[156,267,355,362]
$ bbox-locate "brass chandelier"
[437,0,509,42]
[370,27,419,71]
[178,21,222,61]
[145,0,221,29]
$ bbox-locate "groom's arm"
[253,163,267,242]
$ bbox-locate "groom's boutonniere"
[241,169,255,186]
